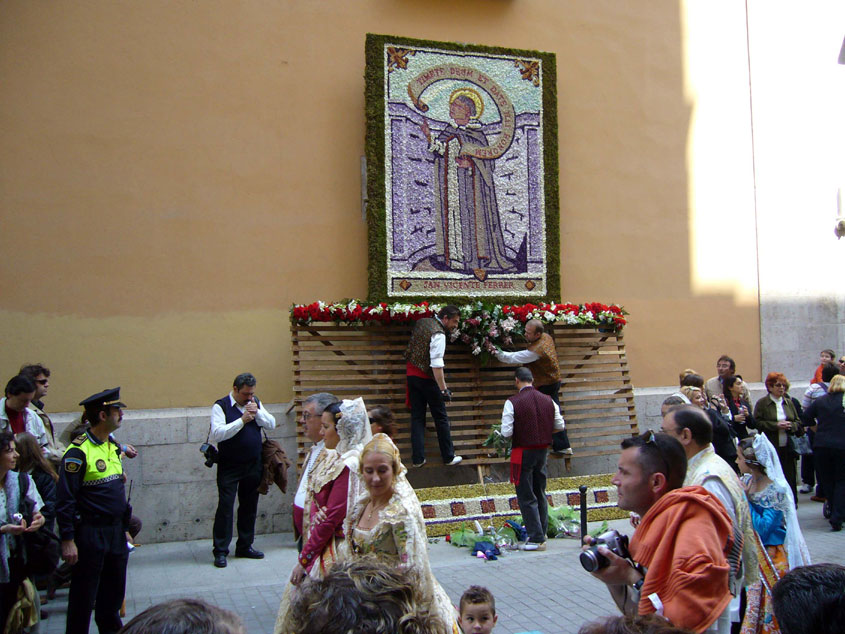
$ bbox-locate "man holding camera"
[210,372,275,568]
[584,431,733,633]
[405,305,462,468]
[500,367,566,550]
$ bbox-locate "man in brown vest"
[495,319,572,455]
[405,305,463,468]
[500,367,565,550]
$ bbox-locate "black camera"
[579,529,630,572]
[200,443,218,468]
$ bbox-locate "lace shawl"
[747,433,811,570]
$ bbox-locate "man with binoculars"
[209,372,275,568]
[583,431,734,633]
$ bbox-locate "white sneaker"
[447,456,463,466]
[799,485,813,494]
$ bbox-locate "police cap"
[79,387,126,409]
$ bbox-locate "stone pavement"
[40,498,844,634]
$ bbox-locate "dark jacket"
[802,392,845,451]
[725,398,755,439]
[258,438,291,495]
[704,408,738,470]
[31,468,57,533]
[753,394,802,448]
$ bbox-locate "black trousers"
[514,448,549,543]
[213,457,262,556]
[814,447,845,525]
[0,554,25,632]
[408,375,455,465]
[537,382,571,451]
[66,522,128,634]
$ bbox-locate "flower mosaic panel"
[366,35,559,301]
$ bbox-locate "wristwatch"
[630,576,645,601]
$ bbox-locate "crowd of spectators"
[0,345,842,634]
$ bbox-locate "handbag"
[787,432,812,456]
[17,471,61,576]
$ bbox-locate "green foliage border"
[365,33,561,304]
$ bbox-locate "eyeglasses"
[301,411,319,421]
[644,430,671,476]
[773,383,787,389]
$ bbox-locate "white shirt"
[771,395,787,447]
[209,393,276,443]
[0,472,43,522]
[294,441,324,509]
[500,386,565,438]
[429,317,447,369]
[0,398,48,451]
[494,348,541,365]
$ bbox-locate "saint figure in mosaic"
[419,87,515,277]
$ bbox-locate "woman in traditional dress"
[274,398,372,634]
[738,433,810,634]
[344,433,459,634]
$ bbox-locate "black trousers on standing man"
[408,375,455,465]
[66,521,129,634]
[537,381,571,452]
[515,448,549,543]
[212,457,262,556]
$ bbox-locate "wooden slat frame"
[291,322,638,470]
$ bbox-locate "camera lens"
[579,549,600,572]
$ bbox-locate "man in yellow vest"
[494,319,572,455]
[56,387,130,634]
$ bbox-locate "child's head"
[459,586,497,634]
[821,349,836,364]
[368,405,397,438]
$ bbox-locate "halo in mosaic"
[365,34,560,302]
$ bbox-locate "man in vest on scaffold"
[405,305,463,468]
[56,387,131,634]
[500,367,566,551]
[494,319,572,455]
[209,372,276,568]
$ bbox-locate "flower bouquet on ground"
[547,505,580,539]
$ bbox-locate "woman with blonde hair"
[680,386,739,471]
[344,433,459,633]
[801,374,845,530]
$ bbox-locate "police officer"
[56,388,130,634]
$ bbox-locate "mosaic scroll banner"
[365,34,560,302]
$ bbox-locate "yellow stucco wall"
[0,1,762,410]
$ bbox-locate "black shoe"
[213,554,227,568]
[831,523,842,532]
[235,547,264,559]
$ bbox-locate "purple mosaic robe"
[428,123,514,274]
